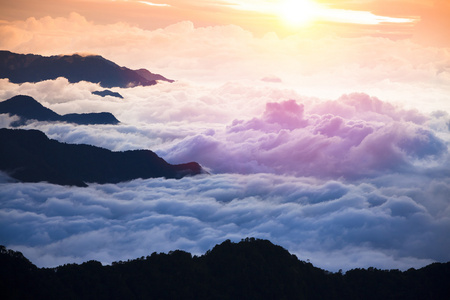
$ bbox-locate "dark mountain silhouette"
[1,238,449,300]
[0,50,173,88]
[92,90,124,98]
[0,128,203,187]
[135,68,174,83]
[0,95,119,126]
[60,112,119,125]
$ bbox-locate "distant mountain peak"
[0,50,174,88]
[135,68,175,83]
[0,95,59,124]
[0,95,120,126]
[92,90,124,98]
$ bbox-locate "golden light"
[278,0,322,26]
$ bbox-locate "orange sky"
[1,0,449,46]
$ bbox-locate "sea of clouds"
[1,13,450,271]
[1,171,449,272]
[1,77,449,272]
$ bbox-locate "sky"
[1,0,450,272]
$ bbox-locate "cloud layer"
[1,14,449,110]
[3,80,448,181]
[1,171,449,272]
[160,93,449,179]
[1,82,450,272]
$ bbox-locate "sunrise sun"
[279,0,321,26]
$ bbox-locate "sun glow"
[279,0,321,26]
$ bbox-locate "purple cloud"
[161,93,447,179]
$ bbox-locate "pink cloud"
[160,93,447,179]
[228,100,307,133]
[1,13,449,111]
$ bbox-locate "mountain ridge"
[0,128,203,186]
[0,238,449,300]
[0,95,120,126]
[0,50,173,88]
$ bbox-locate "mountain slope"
[1,239,449,300]
[0,50,173,88]
[0,95,120,126]
[0,128,203,186]
[134,68,174,83]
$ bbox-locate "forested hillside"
[1,239,449,299]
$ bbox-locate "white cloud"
[1,173,449,271]
[222,0,417,25]
[138,1,171,7]
[0,113,20,127]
